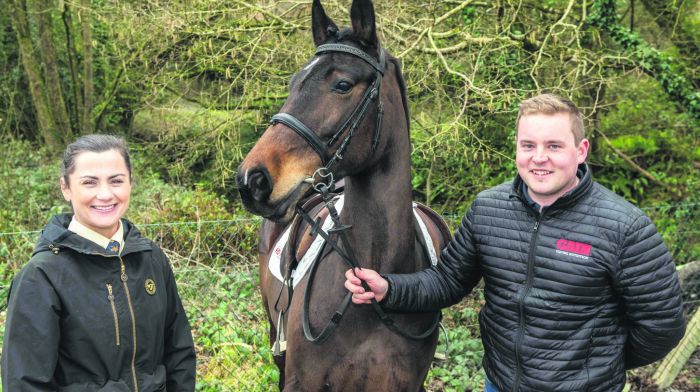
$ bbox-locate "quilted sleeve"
[614,214,686,369]
[383,208,482,312]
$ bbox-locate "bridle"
[270,43,440,349]
[270,43,386,190]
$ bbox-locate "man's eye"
[334,80,354,93]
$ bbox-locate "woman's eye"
[334,80,354,93]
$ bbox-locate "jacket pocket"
[106,283,120,347]
[140,364,167,392]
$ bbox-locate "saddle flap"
[412,202,451,264]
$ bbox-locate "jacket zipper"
[512,218,541,392]
[50,245,141,391]
[106,284,120,347]
[118,256,139,392]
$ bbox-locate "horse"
[236,0,450,390]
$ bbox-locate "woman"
[2,135,196,391]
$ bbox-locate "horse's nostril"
[248,168,273,202]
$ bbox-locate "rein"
[270,43,440,346]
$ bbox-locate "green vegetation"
[0,139,485,390]
[1,0,699,390]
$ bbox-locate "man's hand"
[344,268,389,304]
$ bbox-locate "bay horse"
[236,0,450,390]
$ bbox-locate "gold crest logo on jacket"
[145,278,156,295]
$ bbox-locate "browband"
[316,44,385,75]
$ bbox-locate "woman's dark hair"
[61,134,132,185]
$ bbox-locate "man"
[345,94,686,392]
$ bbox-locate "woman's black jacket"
[384,165,686,392]
[2,214,196,391]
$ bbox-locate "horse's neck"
[340,142,416,273]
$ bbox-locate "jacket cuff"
[380,274,392,303]
[382,273,406,311]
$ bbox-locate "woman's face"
[60,149,131,238]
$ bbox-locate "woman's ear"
[60,178,71,202]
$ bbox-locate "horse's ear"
[312,0,338,46]
[350,0,378,47]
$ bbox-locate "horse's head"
[237,0,407,223]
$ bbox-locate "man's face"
[515,112,589,207]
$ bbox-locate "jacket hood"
[33,214,153,257]
[511,163,593,213]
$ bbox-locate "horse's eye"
[334,80,354,93]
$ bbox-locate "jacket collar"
[33,214,152,257]
[68,216,124,252]
[510,163,593,214]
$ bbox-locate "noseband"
[270,43,386,187]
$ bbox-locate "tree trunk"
[9,0,60,146]
[36,0,73,140]
[62,2,83,133]
[589,0,700,120]
[81,0,94,134]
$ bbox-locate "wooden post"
[652,305,700,389]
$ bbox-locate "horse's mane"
[388,56,411,134]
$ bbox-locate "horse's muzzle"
[236,165,308,223]
[237,166,273,203]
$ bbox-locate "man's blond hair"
[516,93,585,144]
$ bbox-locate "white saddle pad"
[268,195,438,287]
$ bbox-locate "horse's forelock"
[335,28,379,54]
[336,27,354,41]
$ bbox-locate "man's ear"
[577,138,590,163]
